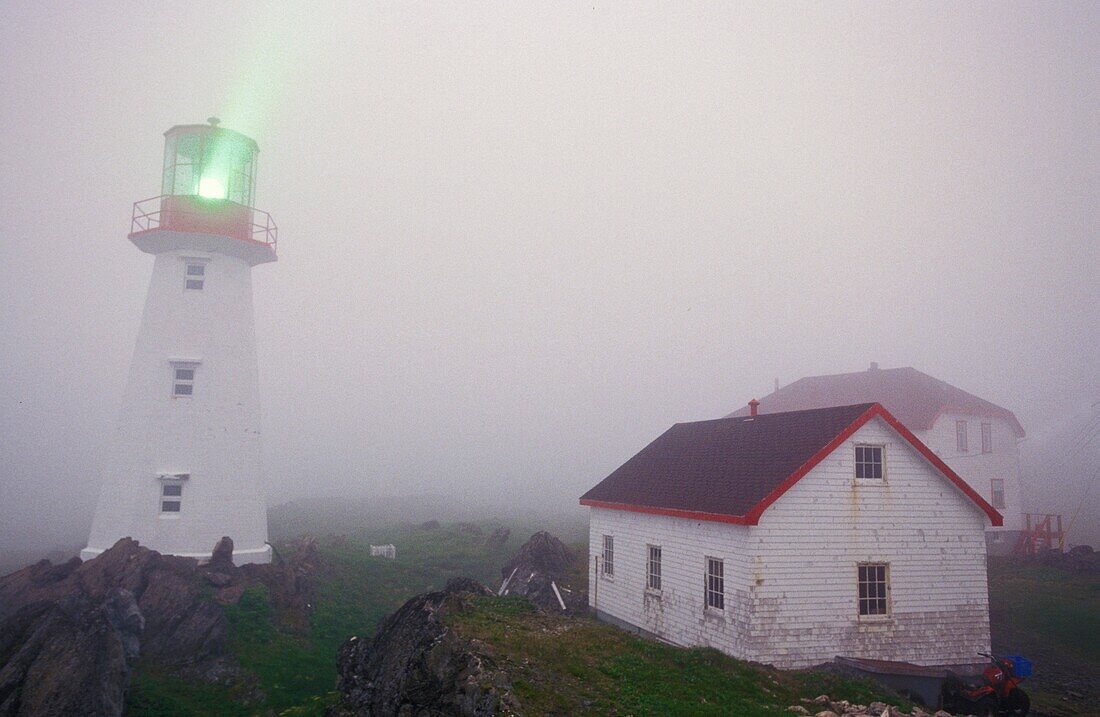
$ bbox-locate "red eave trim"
[580,402,1003,528]
[578,499,751,525]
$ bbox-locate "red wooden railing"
[1014,513,1065,555]
[130,195,277,251]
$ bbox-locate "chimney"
[749,398,760,417]
[869,361,879,371]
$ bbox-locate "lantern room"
[161,119,258,204]
[130,118,277,254]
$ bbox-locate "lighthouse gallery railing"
[130,195,278,251]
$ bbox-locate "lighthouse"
[81,119,276,564]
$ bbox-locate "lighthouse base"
[80,542,272,565]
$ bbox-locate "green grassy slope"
[449,596,907,717]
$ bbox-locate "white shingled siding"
[588,415,992,669]
[589,508,754,658]
[913,414,1024,533]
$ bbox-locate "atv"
[940,652,1030,717]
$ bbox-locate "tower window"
[173,367,194,396]
[170,361,199,397]
[981,423,992,454]
[184,261,206,290]
[161,483,183,512]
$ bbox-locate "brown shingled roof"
[580,403,1002,526]
[726,365,1025,437]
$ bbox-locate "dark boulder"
[498,532,586,613]
[501,531,573,578]
[330,579,510,717]
[207,536,235,569]
[0,588,143,717]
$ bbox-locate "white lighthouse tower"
[82,119,276,564]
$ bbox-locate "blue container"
[1006,655,1032,678]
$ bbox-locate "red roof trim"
[741,404,881,524]
[580,403,1004,528]
[874,404,1003,526]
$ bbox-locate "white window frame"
[956,420,969,452]
[182,257,209,291]
[705,556,724,611]
[602,535,614,577]
[854,444,885,480]
[646,545,662,592]
[158,473,189,515]
[170,360,200,398]
[981,422,992,454]
[857,562,890,618]
[990,478,1005,509]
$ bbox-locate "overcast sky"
[1,2,1097,554]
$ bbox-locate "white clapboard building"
[726,364,1026,554]
[580,402,1002,669]
[82,119,277,565]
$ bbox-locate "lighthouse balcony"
[131,194,277,249]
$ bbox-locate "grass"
[988,559,1100,664]
[447,596,906,717]
[987,558,1100,717]
[126,521,525,717]
[125,524,1098,717]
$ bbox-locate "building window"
[185,262,205,290]
[602,535,614,577]
[957,420,969,452]
[991,479,1005,509]
[161,483,183,513]
[705,557,724,610]
[981,422,992,454]
[647,545,662,591]
[172,366,195,396]
[855,445,884,480]
[858,563,889,617]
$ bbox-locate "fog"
[1,2,1097,559]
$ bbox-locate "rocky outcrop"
[330,578,512,717]
[0,538,234,678]
[0,588,142,717]
[498,531,586,613]
[0,535,317,713]
[790,694,961,717]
